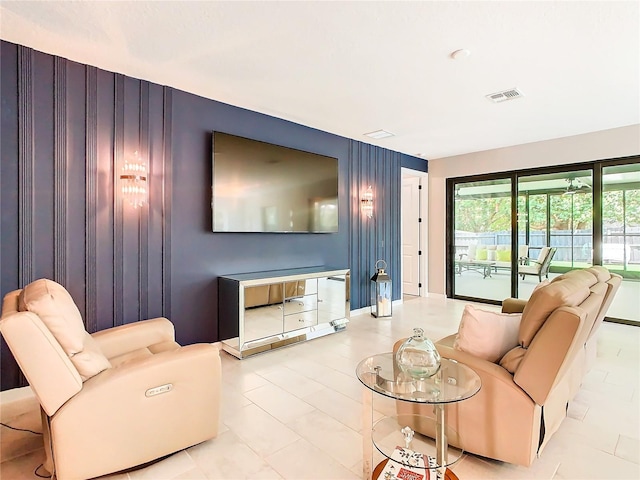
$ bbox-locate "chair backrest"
[539,247,557,274]
[584,266,622,339]
[0,279,111,415]
[467,244,477,261]
[518,244,529,259]
[1,290,82,415]
[536,246,550,264]
[511,269,602,404]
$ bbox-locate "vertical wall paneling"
[348,140,402,309]
[346,140,354,305]
[113,74,125,326]
[349,140,362,308]
[17,46,34,287]
[1,40,416,390]
[139,81,150,320]
[93,69,116,332]
[365,143,374,305]
[161,87,172,319]
[2,43,25,390]
[85,66,98,332]
[376,147,383,262]
[390,150,401,301]
[53,56,68,285]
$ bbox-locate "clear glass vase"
[396,327,441,379]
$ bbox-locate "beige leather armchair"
[0,279,221,480]
[394,266,620,467]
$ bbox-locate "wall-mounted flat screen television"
[211,132,339,233]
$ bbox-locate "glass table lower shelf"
[372,414,464,470]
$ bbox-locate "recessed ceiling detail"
[364,130,395,139]
[485,88,524,103]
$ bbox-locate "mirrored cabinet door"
[318,275,347,324]
[242,283,285,343]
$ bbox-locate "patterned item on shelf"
[377,446,431,480]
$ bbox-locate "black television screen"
[211,132,339,233]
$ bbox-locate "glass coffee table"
[356,354,481,480]
[454,259,496,278]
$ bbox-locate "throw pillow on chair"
[453,304,521,363]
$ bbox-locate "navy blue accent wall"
[0,41,427,390]
[349,142,408,309]
[401,154,429,172]
[168,89,352,343]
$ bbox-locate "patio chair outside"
[519,247,557,282]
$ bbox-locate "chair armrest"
[502,298,527,314]
[51,344,221,479]
[64,343,219,408]
[91,317,176,358]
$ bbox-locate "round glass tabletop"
[355,353,481,404]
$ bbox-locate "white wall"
[427,124,640,295]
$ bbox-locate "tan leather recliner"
[394,266,621,467]
[0,278,221,480]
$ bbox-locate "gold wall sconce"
[361,185,373,218]
[120,152,147,208]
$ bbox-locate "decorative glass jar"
[396,328,441,379]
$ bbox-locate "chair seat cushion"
[20,279,110,381]
[454,305,522,363]
[519,265,541,275]
[108,341,180,367]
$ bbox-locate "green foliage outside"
[456,189,640,234]
[602,190,640,230]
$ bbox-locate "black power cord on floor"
[34,464,52,479]
[1,422,50,477]
[0,421,42,435]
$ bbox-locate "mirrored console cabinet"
[219,266,350,359]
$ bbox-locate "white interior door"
[402,176,421,296]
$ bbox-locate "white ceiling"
[1,1,638,159]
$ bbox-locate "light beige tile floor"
[1,295,639,479]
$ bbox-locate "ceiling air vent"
[485,88,524,103]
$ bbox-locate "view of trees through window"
[454,196,510,233]
[603,164,640,276]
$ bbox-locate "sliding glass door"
[452,178,512,302]
[516,171,593,299]
[601,163,640,322]
[549,171,593,270]
[448,157,639,325]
